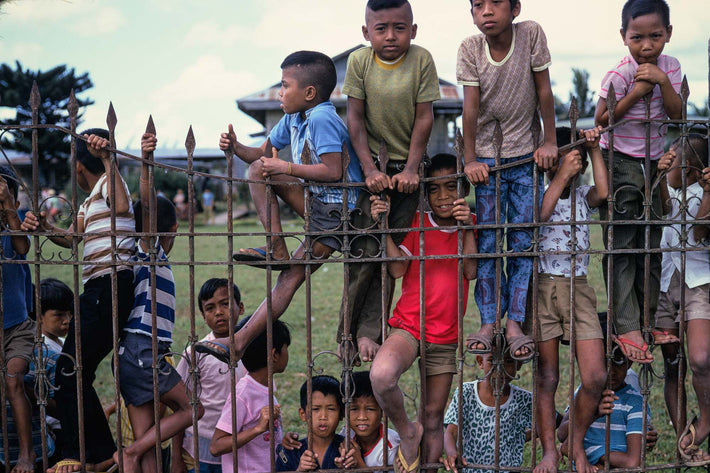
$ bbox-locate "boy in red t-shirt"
[369,153,477,473]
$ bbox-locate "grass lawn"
[34,216,696,470]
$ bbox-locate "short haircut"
[556,126,589,167]
[367,0,409,10]
[426,153,470,196]
[670,133,709,170]
[134,195,177,233]
[238,316,291,372]
[280,51,337,100]
[621,0,670,32]
[39,278,74,314]
[0,166,20,199]
[300,375,344,415]
[77,128,109,175]
[468,0,519,9]
[345,371,376,400]
[197,278,241,313]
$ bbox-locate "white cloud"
[1,0,78,22]
[182,21,246,47]
[69,5,125,36]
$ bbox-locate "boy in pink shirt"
[210,318,290,473]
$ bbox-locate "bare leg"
[6,357,35,473]
[681,319,710,454]
[370,333,422,470]
[422,373,453,471]
[573,339,607,473]
[357,338,380,363]
[534,339,560,473]
[659,328,684,432]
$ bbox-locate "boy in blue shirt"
[196,51,360,363]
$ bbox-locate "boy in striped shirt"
[22,129,136,472]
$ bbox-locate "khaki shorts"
[656,269,710,328]
[388,328,457,376]
[4,318,35,363]
[536,274,602,343]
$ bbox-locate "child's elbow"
[596,187,609,202]
[208,442,221,457]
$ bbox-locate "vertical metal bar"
[416,156,427,463]
[377,141,390,465]
[454,130,465,468]
[492,121,503,472]
[339,144,352,456]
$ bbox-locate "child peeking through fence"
[195,50,361,363]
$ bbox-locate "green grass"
[34,218,698,471]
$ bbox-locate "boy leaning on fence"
[457,0,557,364]
[0,165,35,473]
[21,129,136,473]
[654,134,710,466]
[337,0,441,364]
[195,50,361,363]
[594,0,683,364]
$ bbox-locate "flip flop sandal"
[194,340,232,364]
[395,446,420,473]
[616,336,653,364]
[678,415,710,467]
[233,247,290,271]
[507,335,535,362]
[651,330,680,345]
[465,332,493,354]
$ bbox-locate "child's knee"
[248,160,264,179]
[688,349,710,376]
[536,366,559,392]
[4,375,26,397]
[369,363,397,394]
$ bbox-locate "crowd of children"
[1,0,708,472]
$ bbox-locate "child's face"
[41,309,72,340]
[299,391,342,440]
[159,222,179,255]
[621,13,672,65]
[272,344,290,374]
[279,67,313,115]
[477,354,520,389]
[426,168,459,221]
[200,286,244,338]
[348,396,382,440]
[666,144,683,190]
[608,359,631,391]
[362,4,417,62]
[76,162,91,192]
[471,0,520,38]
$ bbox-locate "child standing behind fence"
[337,0,441,364]
[0,165,35,473]
[457,0,557,361]
[196,50,360,363]
[594,0,682,364]
[115,133,203,473]
[22,129,136,473]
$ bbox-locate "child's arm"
[656,149,675,216]
[452,199,477,280]
[220,124,269,165]
[693,167,710,243]
[170,431,188,473]
[298,450,319,472]
[391,102,434,194]
[607,434,642,468]
[370,195,410,278]
[595,80,654,127]
[461,86,490,185]
[20,211,80,248]
[260,147,342,182]
[533,69,558,170]
[634,64,682,120]
[346,97,392,193]
[540,151,583,222]
[440,424,467,473]
[583,127,609,209]
[86,134,131,215]
[0,177,29,255]
[209,405,279,454]
[334,441,358,470]
[139,133,157,251]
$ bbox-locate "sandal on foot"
[616,336,652,364]
[466,332,493,354]
[652,330,680,346]
[508,335,535,362]
[194,340,232,364]
[395,446,420,473]
[678,415,710,467]
[233,247,290,271]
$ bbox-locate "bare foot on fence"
[358,337,380,363]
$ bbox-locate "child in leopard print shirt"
[441,353,532,473]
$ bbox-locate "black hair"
[675,133,709,170]
[77,128,109,175]
[39,278,74,314]
[134,195,177,233]
[280,51,337,102]
[621,0,670,32]
[300,375,344,416]
[238,316,291,373]
[468,0,519,9]
[426,153,471,196]
[556,126,589,167]
[367,0,409,10]
[0,166,20,199]
[345,371,376,400]
[197,278,241,313]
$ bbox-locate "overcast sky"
[1,0,708,151]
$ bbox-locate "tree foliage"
[0,61,93,188]
[554,68,596,119]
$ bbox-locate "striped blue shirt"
[269,101,361,208]
[124,242,175,343]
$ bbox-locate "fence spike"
[29,81,41,110]
[185,126,196,155]
[146,115,156,135]
[454,128,464,160]
[107,102,117,133]
[568,96,579,130]
[68,89,78,118]
[606,82,617,121]
[680,75,690,103]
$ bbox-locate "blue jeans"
[474,153,542,325]
[188,462,222,473]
